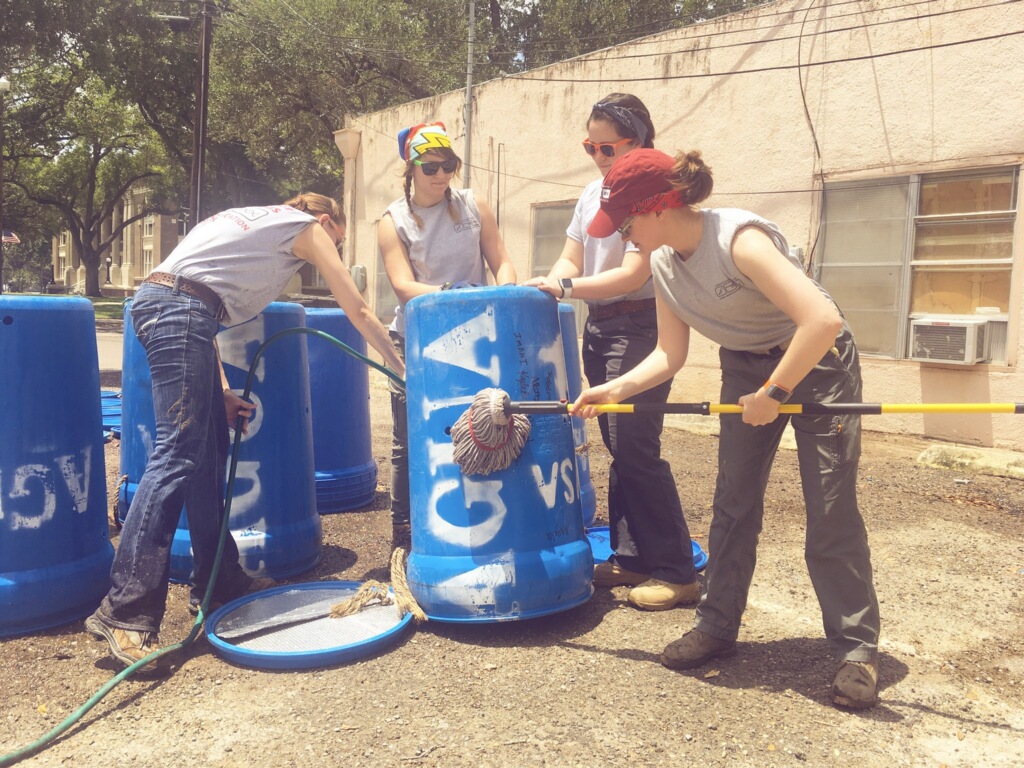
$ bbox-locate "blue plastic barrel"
[0,296,114,637]
[558,303,596,527]
[118,299,156,523]
[120,300,321,582]
[404,286,593,622]
[213,302,322,579]
[304,308,377,513]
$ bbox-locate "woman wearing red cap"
[526,94,699,611]
[379,121,516,550]
[574,148,880,710]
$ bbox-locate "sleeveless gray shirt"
[384,187,487,335]
[650,208,815,352]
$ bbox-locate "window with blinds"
[818,166,1018,363]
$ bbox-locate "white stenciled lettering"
[560,458,577,505]
[228,461,264,522]
[54,446,91,514]
[2,464,57,530]
[536,460,577,507]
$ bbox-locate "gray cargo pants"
[694,325,880,662]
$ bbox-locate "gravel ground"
[2,377,1023,768]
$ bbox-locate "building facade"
[337,0,1024,449]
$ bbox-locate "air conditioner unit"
[909,318,989,364]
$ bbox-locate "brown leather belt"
[144,271,223,318]
[587,298,657,322]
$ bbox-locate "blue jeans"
[98,282,248,632]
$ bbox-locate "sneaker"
[84,611,165,674]
[391,523,412,551]
[188,575,277,616]
[592,560,649,588]
[627,579,701,611]
[660,629,737,670]
[832,660,878,709]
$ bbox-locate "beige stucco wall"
[340,0,1024,449]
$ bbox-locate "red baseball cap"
[587,149,683,238]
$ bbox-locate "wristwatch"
[763,381,792,404]
[559,278,574,299]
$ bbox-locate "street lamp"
[0,75,10,296]
[105,255,112,285]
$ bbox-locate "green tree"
[7,65,183,296]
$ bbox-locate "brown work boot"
[661,629,737,670]
[189,575,277,616]
[628,579,701,611]
[832,660,879,709]
[391,523,412,551]
[84,611,166,674]
[592,560,649,588]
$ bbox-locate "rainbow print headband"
[398,122,452,161]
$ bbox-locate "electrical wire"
[505,28,1024,82]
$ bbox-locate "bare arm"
[214,338,253,433]
[377,214,444,306]
[571,293,690,417]
[293,223,406,378]
[732,226,843,426]
[525,236,651,300]
[476,199,517,285]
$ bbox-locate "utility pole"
[188,0,213,232]
[0,75,10,295]
[463,0,474,188]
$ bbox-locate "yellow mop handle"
[506,401,1024,416]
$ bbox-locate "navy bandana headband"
[592,102,648,147]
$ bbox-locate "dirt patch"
[2,380,1023,767]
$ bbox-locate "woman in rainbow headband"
[378,121,516,550]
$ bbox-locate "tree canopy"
[0,0,760,294]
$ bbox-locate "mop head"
[450,387,531,475]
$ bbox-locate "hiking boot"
[592,560,649,588]
[188,575,277,616]
[627,579,701,611]
[84,610,165,674]
[660,629,737,670]
[391,523,412,551]
[832,660,879,709]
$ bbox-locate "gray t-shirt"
[568,180,654,306]
[384,187,487,335]
[159,205,314,327]
[650,208,812,352]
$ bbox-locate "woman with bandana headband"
[573,148,880,710]
[379,121,517,551]
[525,94,700,612]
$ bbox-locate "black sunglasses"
[413,158,458,176]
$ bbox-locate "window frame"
[818,164,1020,365]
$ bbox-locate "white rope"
[450,388,531,475]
